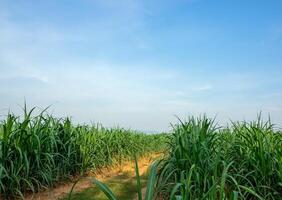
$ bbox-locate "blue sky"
[0,0,282,131]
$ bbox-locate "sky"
[0,0,282,132]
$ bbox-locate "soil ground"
[25,153,161,200]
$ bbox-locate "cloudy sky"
[0,0,282,131]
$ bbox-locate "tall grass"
[0,106,166,199]
[156,116,282,199]
[2,107,281,200]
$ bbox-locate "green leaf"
[145,161,158,200]
[134,155,142,200]
[93,179,118,200]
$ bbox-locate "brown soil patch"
[24,153,162,200]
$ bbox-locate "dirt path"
[25,153,161,200]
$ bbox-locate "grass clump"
[156,116,282,199]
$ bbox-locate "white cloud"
[192,84,213,91]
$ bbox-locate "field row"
[0,107,167,199]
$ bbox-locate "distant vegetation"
[0,106,167,199]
